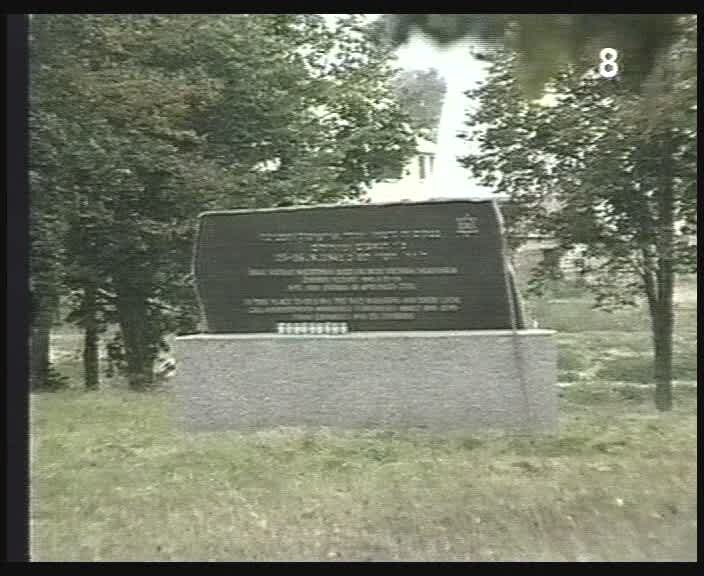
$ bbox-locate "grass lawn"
[526,274,698,384]
[31,276,697,561]
[30,384,696,561]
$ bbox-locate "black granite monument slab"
[193,199,524,333]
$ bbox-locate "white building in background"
[362,136,507,205]
[363,137,439,204]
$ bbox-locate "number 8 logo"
[599,48,619,78]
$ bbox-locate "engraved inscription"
[194,201,520,332]
[244,227,462,322]
[456,212,480,236]
[242,296,461,321]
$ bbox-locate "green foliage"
[386,14,682,98]
[30,15,416,388]
[460,15,695,407]
[461,15,696,311]
[392,68,446,141]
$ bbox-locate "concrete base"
[173,330,558,434]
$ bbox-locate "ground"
[30,276,697,561]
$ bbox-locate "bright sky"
[383,22,495,197]
[322,13,483,81]
[321,14,498,198]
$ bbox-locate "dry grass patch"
[30,385,696,561]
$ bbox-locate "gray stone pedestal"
[173,330,558,433]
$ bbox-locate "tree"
[392,68,446,141]
[30,15,218,390]
[29,17,74,390]
[29,14,416,390]
[385,14,681,98]
[28,133,65,391]
[459,15,696,411]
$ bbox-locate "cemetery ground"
[30,276,697,561]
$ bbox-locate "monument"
[174,198,558,433]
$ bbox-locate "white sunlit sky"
[323,14,496,199]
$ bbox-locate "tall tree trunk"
[643,268,672,411]
[30,292,54,391]
[652,127,675,411]
[83,284,99,390]
[653,302,673,411]
[115,286,154,390]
